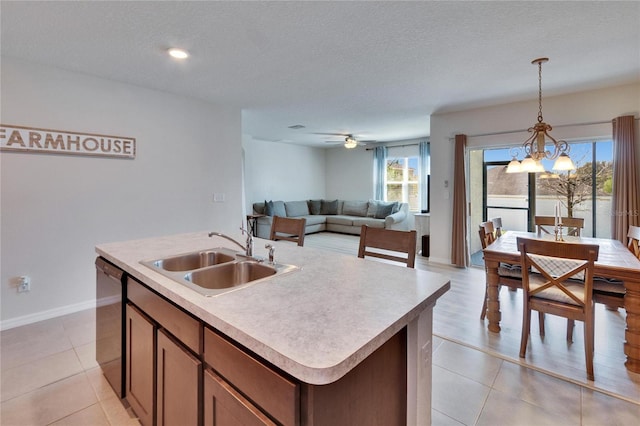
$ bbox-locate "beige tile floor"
[3,308,639,426]
[2,232,639,425]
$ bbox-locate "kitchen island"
[96,231,450,425]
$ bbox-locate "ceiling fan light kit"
[344,136,358,149]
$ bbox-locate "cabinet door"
[126,304,155,426]
[204,368,276,426]
[157,329,202,426]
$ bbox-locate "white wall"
[0,58,243,328]
[429,82,640,265]
[242,136,326,210]
[325,147,374,200]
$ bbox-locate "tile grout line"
[434,332,640,407]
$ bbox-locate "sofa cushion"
[342,200,369,217]
[308,199,322,215]
[326,215,354,226]
[367,200,398,218]
[304,215,327,226]
[352,217,385,228]
[272,200,287,217]
[264,200,274,216]
[285,201,310,217]
[320,199,338,215]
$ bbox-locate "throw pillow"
[307,199,322,215]
[285,201,310,217]
[320,199,338,215]
[342,200,369,217]
[374,202,396,219]
[272,200,287,217]
[264,200,274,216]
[366,200,380,217]
[391,202,401,214]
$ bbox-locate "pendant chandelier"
[506,58,576,174]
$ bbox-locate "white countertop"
[96,231,450,385]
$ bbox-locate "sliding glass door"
[484,161,531,232]
[470,140,613,266]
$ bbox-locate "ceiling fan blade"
[324,141,343,144]
[313,132,351,137]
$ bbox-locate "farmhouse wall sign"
[0,124,136,159]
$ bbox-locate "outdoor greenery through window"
[386,156,420,211]
[482,140,613,238]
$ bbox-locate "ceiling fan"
[314,133,375,149]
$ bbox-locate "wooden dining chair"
[517,237,600,381]
[491,217,503,238]
[269,216,306,246]
[479,222,495,320]
[357,225,417,268]
[628,225,640,260]
[479,221,522,320]
[479,221,496,248]
[535,216,584,237]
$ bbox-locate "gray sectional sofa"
[252,199,409,239]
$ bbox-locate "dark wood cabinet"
[123,276,407,426]
[125,304,155,426]
[157,329,202,426]
[204,368,276,426]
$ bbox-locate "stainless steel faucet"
[265,244,275,264]
[208,230,253,257]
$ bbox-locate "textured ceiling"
[2,1,639,147]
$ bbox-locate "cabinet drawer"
[204,328,299,426]
[204,368,276,426]
[128,277,202,354]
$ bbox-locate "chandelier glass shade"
[506,58,576,174]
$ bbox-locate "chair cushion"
[593,276,625,295]
[342,200,369,217]
[320,199,338,215]
[528,273,585,306]
[307,199,322,215]
[498,263,522,278]
[284,201,310,217]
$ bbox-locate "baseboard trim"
[0,299,97,331]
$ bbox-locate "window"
[478,139,613,237]
[385,156,420,211]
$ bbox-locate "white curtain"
[419,141,430,212]
[373,146,387,200]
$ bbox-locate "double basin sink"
[141,247,298,296]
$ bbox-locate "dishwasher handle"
[96,257,124,282]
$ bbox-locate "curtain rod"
[365,142,423,151]
[458,117,639,140]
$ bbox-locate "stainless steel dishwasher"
[95,257,126,398]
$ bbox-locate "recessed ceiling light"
[167,48,189,59]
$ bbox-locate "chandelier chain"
[537,60,543,123]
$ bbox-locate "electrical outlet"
[18,276,30,293]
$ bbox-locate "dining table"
[483,230,640,374]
